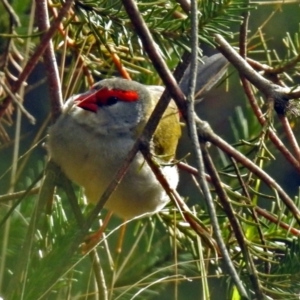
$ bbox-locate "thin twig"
[240,73,300,172]
[202,128,300,224]
[202,144,261,299]
[62,177,108,300]
[49,5,94,87]
[0,80,36,124]
[210,37,300,222]
[216,34,284,95]
[36,0,63,121]
[5,164,55,297]
[238,19,300,171]
[278,114,300,163]
[175,0,190,14]
[1,0,20,26]
[139,145,219,253]
[0,187,40,203]
[230,157,271,275]
[239,8,270,275]
[0,174,42,230]
[0,0,73,118]
[178,161,300,236]
[215,34,300,112]
[185,2,247,297]
[121,0,188,122]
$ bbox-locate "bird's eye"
[106,96,119,106]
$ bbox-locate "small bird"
[48,78,181,219]
[48,54,228,219]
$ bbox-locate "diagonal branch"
[0,0,73,118]
[36,0,63,121]
[201,124,300,224]
[215,34,300,114]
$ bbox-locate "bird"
[48,78,181,219]
[48,54,228,220]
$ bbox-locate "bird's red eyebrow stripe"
[95,88,139,104]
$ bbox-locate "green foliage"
[1,0,300,299]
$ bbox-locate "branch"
[121,0,188,122]
[36,0,63,121]
[202,144,259,299]
[201,125,300,225]
[215,34,300,114]
[178,161,300,236]
[0,0,73,118]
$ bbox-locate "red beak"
[74,89,98,112]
